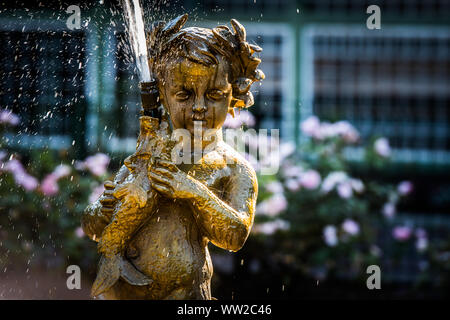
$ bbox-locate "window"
[0,22,86,151]
[99,30,142,154]
[245,23,295,140]
[301,25,450,165]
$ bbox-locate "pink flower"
[299,170,321,190]
[89,184,105,203]
[0,109,20,126]
[0,150,6,162]
[300,116,359,143]
[53,164,71,179]
[223,114,242,129]
[300,115,320,137]
[266,181,284,194]
[382,202,396,219]
[223,110,255,128]
[75,226,85,238]
[312,122,334,140]
[374,137,391,157]
[40,164,72,196]
[337,182,353,199]
[285,178,301,192]
[256,193,288,216]
[252,219,290,235]
[323,225,338,247]
[279,141,296,160]
[334,121,360,143]
[4,159,24,175]
[342,219,360,236]
[4,159,38,191]
[17,174,39,191]
[77,153,110,176]
[41,174,59,196]
[350,179,365,193]
[321,171,348,193]
[397,181,413,195]
[416,237,428,252]
[392,226,412,241]
[282,164,303,178]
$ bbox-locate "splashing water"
[123,0,152,81]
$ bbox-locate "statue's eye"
[207,89,225,100]
[175,90,191,101]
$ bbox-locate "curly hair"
[146,14,264,109]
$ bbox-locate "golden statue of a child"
[82,14,264,300]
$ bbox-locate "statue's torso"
[125,149,232,299]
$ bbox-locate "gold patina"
[81,14,264,300]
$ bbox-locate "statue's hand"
[113,181,148,209]
[148,159,198,200]
[99,180,117,216]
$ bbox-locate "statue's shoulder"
[216,141,257,180]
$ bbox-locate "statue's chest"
[178,155,231,190]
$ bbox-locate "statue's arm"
[189,163,258,252]
[81,164,131,241]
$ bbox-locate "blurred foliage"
[0,111,448,298]
[0,116,101,272]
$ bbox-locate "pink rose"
[256,193,288,217]
[337,182,353,199]
[4,159,39,191]
[334,121,360,143]
[374,138,391,157]
[0,109,20,126]
[75,226,85,238]
[41,174,59,196]
[77,153,110,176]
[392,226,412,241]
[299,170,321,190]
[89,184,105,203]
[252,219,290,235]
[266,181,284,194]
[397,181,413,195]
[342,219,360,236]
[323,225,338,247]
[300,115,320,137]
[382,202,396,219]
[223,110,255,128]
[53,164,71,179]
[285,178,301,192]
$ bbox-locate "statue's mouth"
[192,113,206,121]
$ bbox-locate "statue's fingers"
[99,197,117,207]
[150,167,173,178]
[156,159,178,172]
[152,182,171,196]
[113,185,129,199]
[104,180,115,190]
[148,171,172,185]
[100,207,114,215]
[103,189,114,197]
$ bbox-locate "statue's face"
[161,56,232,136]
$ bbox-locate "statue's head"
[147,14,264,136]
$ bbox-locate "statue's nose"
[192,104,207,113]
[192,97,207,113]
